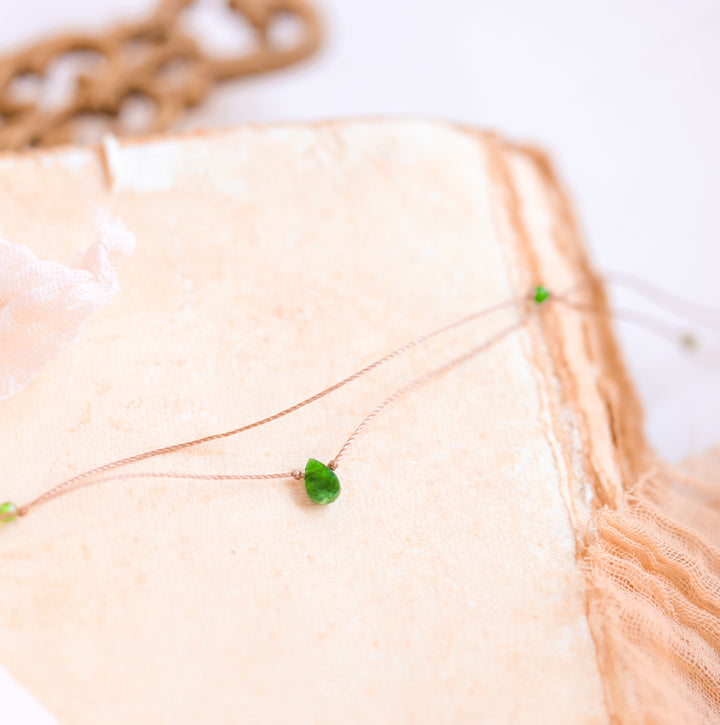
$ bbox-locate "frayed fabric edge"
[580,450,720,725]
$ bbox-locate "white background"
[2,0,719,461]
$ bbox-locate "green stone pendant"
[304,458,341,504]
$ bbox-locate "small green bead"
[0,502,18,523]
[304,458,341,504]
[534,285,551,304]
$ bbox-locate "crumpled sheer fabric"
[582,448,720,724]
[0,213,134,401]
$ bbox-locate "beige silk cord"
[12,290,539,516]
[6,280,709,520]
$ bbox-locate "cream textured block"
[0,120,644,724]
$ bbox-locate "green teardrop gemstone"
[304,458,341,504]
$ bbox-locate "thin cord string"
[3,280,713,520]
[605,270,720,329]
[80,291,705,499]
[49,311,542,505]
[78,309,542,499]
[14,292,529,516]
[329,313,535,469]
[557,300,704,347]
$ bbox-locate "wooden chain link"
[0,0,322,150]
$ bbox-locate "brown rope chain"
[0,0,322,150]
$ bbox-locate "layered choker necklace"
[0,278,714,524]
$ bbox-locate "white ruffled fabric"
[0,213,135,402]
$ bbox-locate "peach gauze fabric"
[583,452,720,723]
[0,213,134,401]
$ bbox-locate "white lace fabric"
[0,214,135,402]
